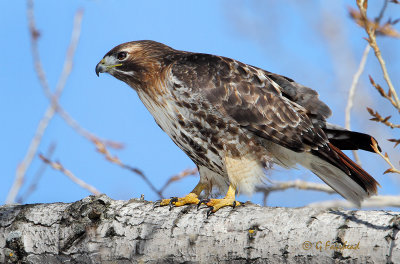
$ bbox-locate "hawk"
[96,40,380,215]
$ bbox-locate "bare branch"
[349,6,400,38]
[357,0,400,110]
[345,44,370,165]
[388,138,400,148]
[16,143,56,204]
[39,154,101,196]
[159,168,198,195]
[255,180,336,206]
[5,3,83,204]
[308,195,400,208]
[371,137,400,174]
[345,44,370,130]
[93,139,163,199]
[56,105,124,149]
[367,107,400,129]
[256,180,335,194]
[369,75,400,111]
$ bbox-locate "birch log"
[0,194,399,263]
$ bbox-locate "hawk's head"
[96,40,176,87]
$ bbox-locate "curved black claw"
[206,207,214,218]
[197,199,210,210]
[153,200,162,208]
[232,201,237,209]
[169,197,178,211]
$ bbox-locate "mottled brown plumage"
[96,40,380,209]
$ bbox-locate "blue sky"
[1,0,399,208]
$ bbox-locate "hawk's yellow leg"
[203,185,240,214]
[160,182,206,206]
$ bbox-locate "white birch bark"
[0,195,399,263]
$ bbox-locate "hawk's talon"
[158,193,201,209]
[200,199,210,204]
[201,186,241,216]
[169,197,178,210]
[206,207,214,218]
[197,199,210,210]
[169,197,178,205]
[153,200,162,208]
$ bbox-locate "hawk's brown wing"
[169,53,329,153]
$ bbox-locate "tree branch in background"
[354,0,400,177]
[256,180,336,206]
[308,195,400,208]
[93,139,163,199]
[28,1,123,149]
[345,44,370,165]
[5,2,83,204]
[16,143,56,204]
[158,168,198,196]
[368,76,400,113]
[371,138,400,174]
[367,107,400,129]
[39,154,101,196]
[345,0,396,165]
[57,108,124,149]
[356,0,400,109]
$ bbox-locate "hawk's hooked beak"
[95,58,122,77]
[96,59,106,77]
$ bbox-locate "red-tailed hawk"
[96,40,380,215]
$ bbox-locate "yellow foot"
[199,198,241,217]
[158,193,200,209]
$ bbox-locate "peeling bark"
[0,195,399,263]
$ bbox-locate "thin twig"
[159,168,198,195]
[307,195,400,208]
[345,42,370,132]
[93,139,163,199]
[255,180,336,206]
[371,137,400,174]
[368,75,400,112]
[56,105,124,149]
[349,5,400,38]
[5,3,83,204]
[39,154,101,195]
[367,107,400,129]
[346,0,394,165]
[345,44,370,165]
[376,0,388,22]
[16,143,56,204]
[357,0,400,110]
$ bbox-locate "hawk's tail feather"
[304,144,379,207]
[328,143,380,194]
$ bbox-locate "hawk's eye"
[117,51,127,61]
